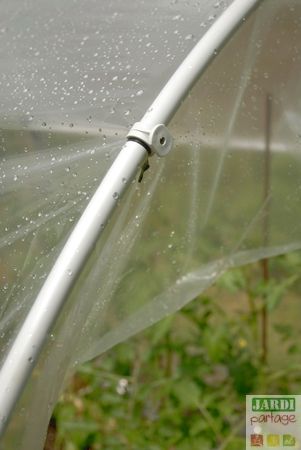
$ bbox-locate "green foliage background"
[46,252,301,450]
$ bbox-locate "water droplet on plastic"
[113,192,119,200]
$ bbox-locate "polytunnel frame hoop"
[0,0,263,437]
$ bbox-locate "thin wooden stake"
[260,94,272,364]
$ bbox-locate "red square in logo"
[251,434,264,446]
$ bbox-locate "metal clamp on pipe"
[127,122,173,157]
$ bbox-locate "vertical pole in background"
[261,94,272,364]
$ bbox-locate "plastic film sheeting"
[1,0,301,448]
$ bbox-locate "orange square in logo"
[267,434,280,447]
[251,434,263,446]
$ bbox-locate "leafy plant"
[47,251,301,450]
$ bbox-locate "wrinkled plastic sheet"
[1,0,301,448]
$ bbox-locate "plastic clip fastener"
[127,122,173,157]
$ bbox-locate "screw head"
[151,124,173,157]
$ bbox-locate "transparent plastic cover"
[1,0,301,448]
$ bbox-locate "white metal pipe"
[142,0,263,128]
[0,141,147,434]
[0,0,263,436]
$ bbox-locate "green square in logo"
[283,434,296,446]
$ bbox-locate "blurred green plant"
[47,251,301,450]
